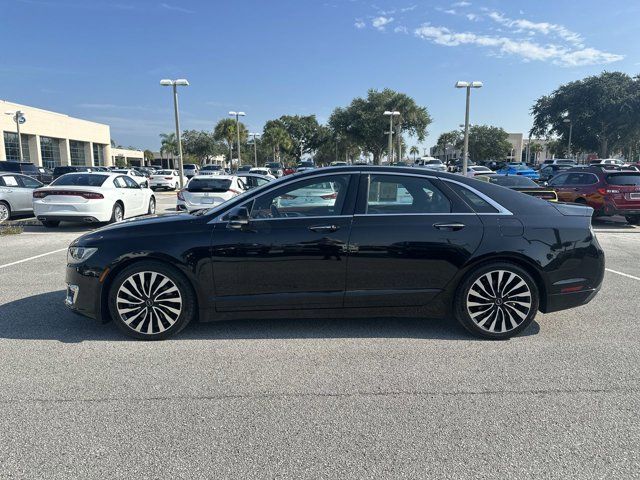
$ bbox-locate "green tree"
[409,146,420,161]
[181,130,226,165]
[528,142,544,163]
[464,125,512,161]
[159,132,178,156]
[143,149,154,166]
[275,115,324,161]
[214,118,248,162]
[329,88,432,165]
[262,121,293,163]
[531,72,640,158]
[436,131,462,164]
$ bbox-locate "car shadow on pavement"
[0,290,540,343]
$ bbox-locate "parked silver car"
[0,172,43,222]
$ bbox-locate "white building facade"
[1,100,113,168]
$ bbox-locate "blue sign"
[18,116,26,124]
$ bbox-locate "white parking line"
[0,248,67,270]
[606,268,640,282]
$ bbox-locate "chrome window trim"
[441,178,513,215]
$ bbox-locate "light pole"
[160,78,189,188]
[249,133,260,167]
[229,111,246,165]
[455,81,482,174]
[383,111,400,163]
[5,110,25,161]
[563,118,573,159]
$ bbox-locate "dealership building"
[0,100,143,169]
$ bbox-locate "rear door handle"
[433,222,466,231]
[309,225,340,233]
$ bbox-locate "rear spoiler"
[553,203,594,217]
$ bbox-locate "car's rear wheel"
[454,262,539,340]
[110,203,124,223]
[147,197,156,215]
[625,215,640,225]
[41,220,60,228]
[0,201,11,223]
[108,261,196,340]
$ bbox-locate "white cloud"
[354,19,366,29]
[401,5,417,12]
[372,16,394,31]
[487,11,583,46]
[413,23,623,66]
[466,13,478,21]
[452,1,471,6]
[443,9,456,15]
[159,3,194,14]
[394,25,408,34]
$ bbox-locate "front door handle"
[433,222,465,231]
[309,225,340,233]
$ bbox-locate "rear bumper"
[543,285,601,313]
[38,215,101,223]
[34,202,112,222]
[602,204,640,216]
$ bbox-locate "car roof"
[191,174,235,180]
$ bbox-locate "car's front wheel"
[108,261,196,340]
[147,197,156,215]
[454,262,539,340]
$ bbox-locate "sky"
[1,0,639,152]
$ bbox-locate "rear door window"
[18,176,42,188]
[365,175,451,214]
[606,173,640,186]
[566,173,598,185]
[548,174,569,186]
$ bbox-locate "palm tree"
[409,146,420,161]
[262,124,292,163]
[214,118,248,163]
[529,142,544,164]
[159,133,178,168]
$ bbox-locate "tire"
[173,183,178,191]
[41,220,60,228]
[110,202,124,223]
[0,201,10,223]
[147,196,156,215]
[107,261,196,340]
[626,215,640,225]
[454,262,539,340]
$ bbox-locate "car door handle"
[309,225,340,233]
[433,222,466,231]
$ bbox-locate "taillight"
[321,192,338,200]
[33,190,103,199]
[177,190,185,201]
[598,188,620,195]
[164,177,173,180]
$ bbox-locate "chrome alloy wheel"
[0,203,9,223]
[466,270,532,333]
[115,271,183,335]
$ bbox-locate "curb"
[2,218,42,227]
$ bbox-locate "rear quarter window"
[606,173,640,186]
[446,182,499,213]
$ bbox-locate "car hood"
[72,213,202,246]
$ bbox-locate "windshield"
[489,175,538,188]
[156,170,174,175]
[187,178,232,192]
[606,173,640,186]
[183,165,197,170]
[202,165,222,170]
[51,174,108,187]
[265,162,282,169]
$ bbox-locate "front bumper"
[65,264,103,320]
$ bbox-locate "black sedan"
[65,166,605,340]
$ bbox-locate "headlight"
[67,247,98,264]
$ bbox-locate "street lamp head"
[383,111,400,116]
[455,81,469,88]
[160,79,173,86]
[238,112,246,117]
[471,81,483,88]
[174,79,189,86]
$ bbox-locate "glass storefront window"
[3,131,31,162]
[93,143,105,166]
[69,140,86,166]
[40,136,61,169]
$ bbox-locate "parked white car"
[33,172,155,227]
[199,165,225,176]
[415,158,447,172]
[465,165,496,177]
[0,173,43,222]
[249,167,276,179]
[149,169,183,190]
[236,173,273,190]
[177,175,244,212]
[111,169,149,188]
[275,181,338,209]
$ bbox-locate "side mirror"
[226,206,250,229]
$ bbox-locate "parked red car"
[547,166,640,224]
[282,166,296,175]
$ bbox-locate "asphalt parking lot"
[0,205,639,478]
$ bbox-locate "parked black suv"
[52,165,93,180]
[0,161,53,184]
